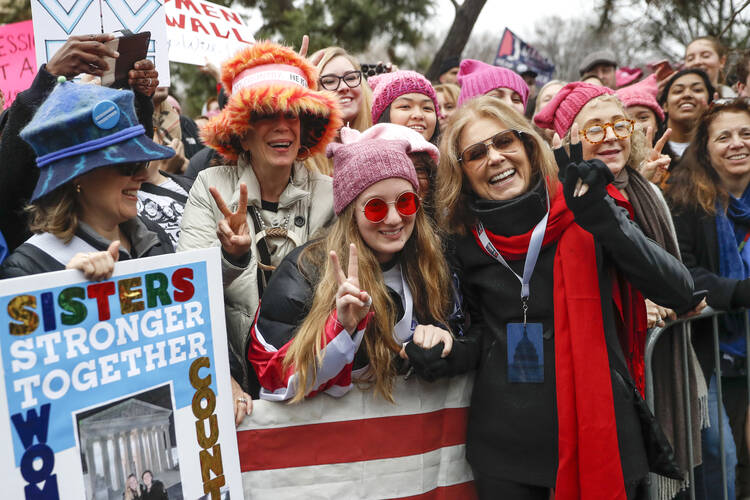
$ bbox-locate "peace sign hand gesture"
[330,244,371,333]
[209,183,252,258]
[640,126,672,184]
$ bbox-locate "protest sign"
[494,28,555,85]
[164,0,254,66]
[0,248,243,500]
[30,0,171,85]
[0,20,37,110]
[237,373,476,499]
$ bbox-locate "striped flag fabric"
[237,373,476,499]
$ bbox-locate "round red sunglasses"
[361,191,421,223]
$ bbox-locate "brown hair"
[284,202,453,403]
[436,96,559,234]
[26,183,80,243]
[686,36,729,84]
[665,98,750,214]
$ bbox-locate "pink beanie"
[533,82,614,137]
[327,138,418,215]
[369,70,442,124]
[616,86,665,122]
[457,59,530,108]
[339,123,440,164]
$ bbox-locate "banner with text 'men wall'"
[0,248,242,500]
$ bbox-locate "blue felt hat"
[21,81,175,201]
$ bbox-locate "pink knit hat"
[369,70,442,124]
[456,59,530,108]
[339,123,440,164]
[533,82,614,137]
[327,138,418,215]
[616,85,665,123]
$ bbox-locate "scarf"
[471,182,646,499]
[618,166,709,498]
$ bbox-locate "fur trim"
[200,84,342,162]
[221,40,320,94]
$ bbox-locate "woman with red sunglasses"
[414,95,695,499]
[246,138,457,402]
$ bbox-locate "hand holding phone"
[101,31,150,88]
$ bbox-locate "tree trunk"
[425,0,488,81]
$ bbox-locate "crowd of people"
[1,28,750,500]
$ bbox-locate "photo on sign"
[74,383,182,500]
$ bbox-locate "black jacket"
[432,180,694,487]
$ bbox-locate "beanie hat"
[201,40,342,162]
[369,70,442,124]
[21,81,175,201]
[339,123,439,164]
[438,56,461,77]
[615,67,643,88]
[616,86,665,123]
[579,49,617,76]
[456,59,529,108]
[327,138,418,215]
[533,82,614,137]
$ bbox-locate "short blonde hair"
[26,184,80,243]
[436,96,559,234]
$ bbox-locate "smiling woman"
[178,41,342,424]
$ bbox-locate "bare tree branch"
[449,0,460,11]
[719,0,750,37]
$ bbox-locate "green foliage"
[1,0,32,24]
[169,62,220,119]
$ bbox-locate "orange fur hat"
[201,41,342,162]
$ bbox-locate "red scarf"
[471,183,647,499]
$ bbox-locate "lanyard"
[475,191,549,324]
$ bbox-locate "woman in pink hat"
[456,59,530,115]
[369,70,441,144]
[247,138,458,403]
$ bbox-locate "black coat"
[140,480,167,500]
[439,181,694,487]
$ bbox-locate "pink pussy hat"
[533,81,614,137]
[340,123,440,164]
[616,85,665,123]
[369,70,442,124]
[457,59,530,108]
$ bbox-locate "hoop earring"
[296,145,310,161]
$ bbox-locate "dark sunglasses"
[458,129,524,165]
[361,191,420,223]
[114,161,149,176]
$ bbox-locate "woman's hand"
[640,126,672,184]
[231,376,253,427]
[400,325,453,359]
[209,183,252,259]
[128,59,159,97]
[646,299,677,328]
[66,240,120,281]
[46,33,117,78]
[330,243,371,333]
[553,123,614,207]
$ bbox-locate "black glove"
[405,342,448,382]
[553,141,614,215]
[732,278,750,308]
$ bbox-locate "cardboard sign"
[0,20,37,110]
[164,0,253,66]
[0,248,242,499]
[494,28,556,86]
[30,0,171,86]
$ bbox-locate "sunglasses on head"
[458,129,524,166]
[361,191,420,223]
[114,161,149,176]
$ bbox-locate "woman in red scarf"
[404,96,695,499]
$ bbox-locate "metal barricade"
[644,306,750,500]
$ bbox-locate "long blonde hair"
[284,203,453,403]
[26,183,80,243]
[436,96,559,234]
[307,47,374,175]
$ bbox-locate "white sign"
[30,0,171,86]
[164,0,254,66]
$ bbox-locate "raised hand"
[640,126,672,183]
[209,183,251,258]
[330,243,371,333]
[66,240,120,281]
[46,33,118,78]
[128,59,159,97]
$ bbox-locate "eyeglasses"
[361,191,421,223]
[458,129,524,166]
[114,161,149,176]
[581,119,634,145]
[319,70,362,91]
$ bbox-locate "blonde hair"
[533,80,567,116]
[284,203,453,403]
[307,47,374,175]
[435,83,460,107]
[436,96,559,234]
[26,184,80,243]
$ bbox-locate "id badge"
[507,322,544,383]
